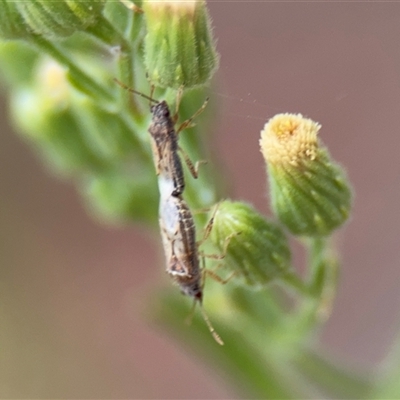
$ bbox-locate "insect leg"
[205,269,237,285]
[178,145,207,179]
[176,97,209,134]
[200,232,242,261]
[196,202,221,246]
[185,258,224,346]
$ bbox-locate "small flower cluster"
[0,0,219,225]
[0,0,354,345]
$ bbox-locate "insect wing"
[159,195,191,276]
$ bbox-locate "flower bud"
[260,113,352,237]
[16,0,106,39]
[10,59,106,174]
[209,200,291,287]
[143,0,219,89]
[0,0,31,39]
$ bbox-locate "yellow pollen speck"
[260,113,321,167]
[37,59,69,105]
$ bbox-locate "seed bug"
[114,78,207,197]
[159,194,224,345]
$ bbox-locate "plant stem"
[29,35,114,103]
[86,15,139,111]
[293,347,374,399]
[282,270,315,298]
[309,237,327,279]
[155,292,313,399]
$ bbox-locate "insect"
[159,193,224,345]
[113,79,225,343]
[114,78,207,197]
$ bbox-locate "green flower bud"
[260,113,352,237]
[210,200,291,287]
[16,0,106,39]
[83,169,158,225]
[0,0,31,39]
[143,0,219,89]
[10,59,106,174]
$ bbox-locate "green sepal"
[16,0,106,39]
[143,0,219,89]
[269,149,352,237]
[210,200,291,287]
[0,0,32,39]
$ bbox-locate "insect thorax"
[149,101,184,196]
[149,101,177,143]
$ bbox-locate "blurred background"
[2,1,400,397]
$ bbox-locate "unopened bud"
[260,113,352,237]
[10,59,105,174]
[210,200,291,287]
[143,0,219,89]
[0,0,31,39]
[16,0,106,39]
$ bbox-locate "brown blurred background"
[2,2,400,398]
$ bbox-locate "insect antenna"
[113,78,158,104]
[199,305,224,346]
[185,297,224,345]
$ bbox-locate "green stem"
[155,292,312,399]
[29,35,114,103]
[308,236,339,314]
[291,237,339,335]
[293,348,374,399]
[86,16,139,112]
[118,50,137,111]
[308,237,327,279]
[86,15,127,48]
[281,270,315,298]
[371,320,400,398]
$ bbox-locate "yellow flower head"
[260,113,320,167]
